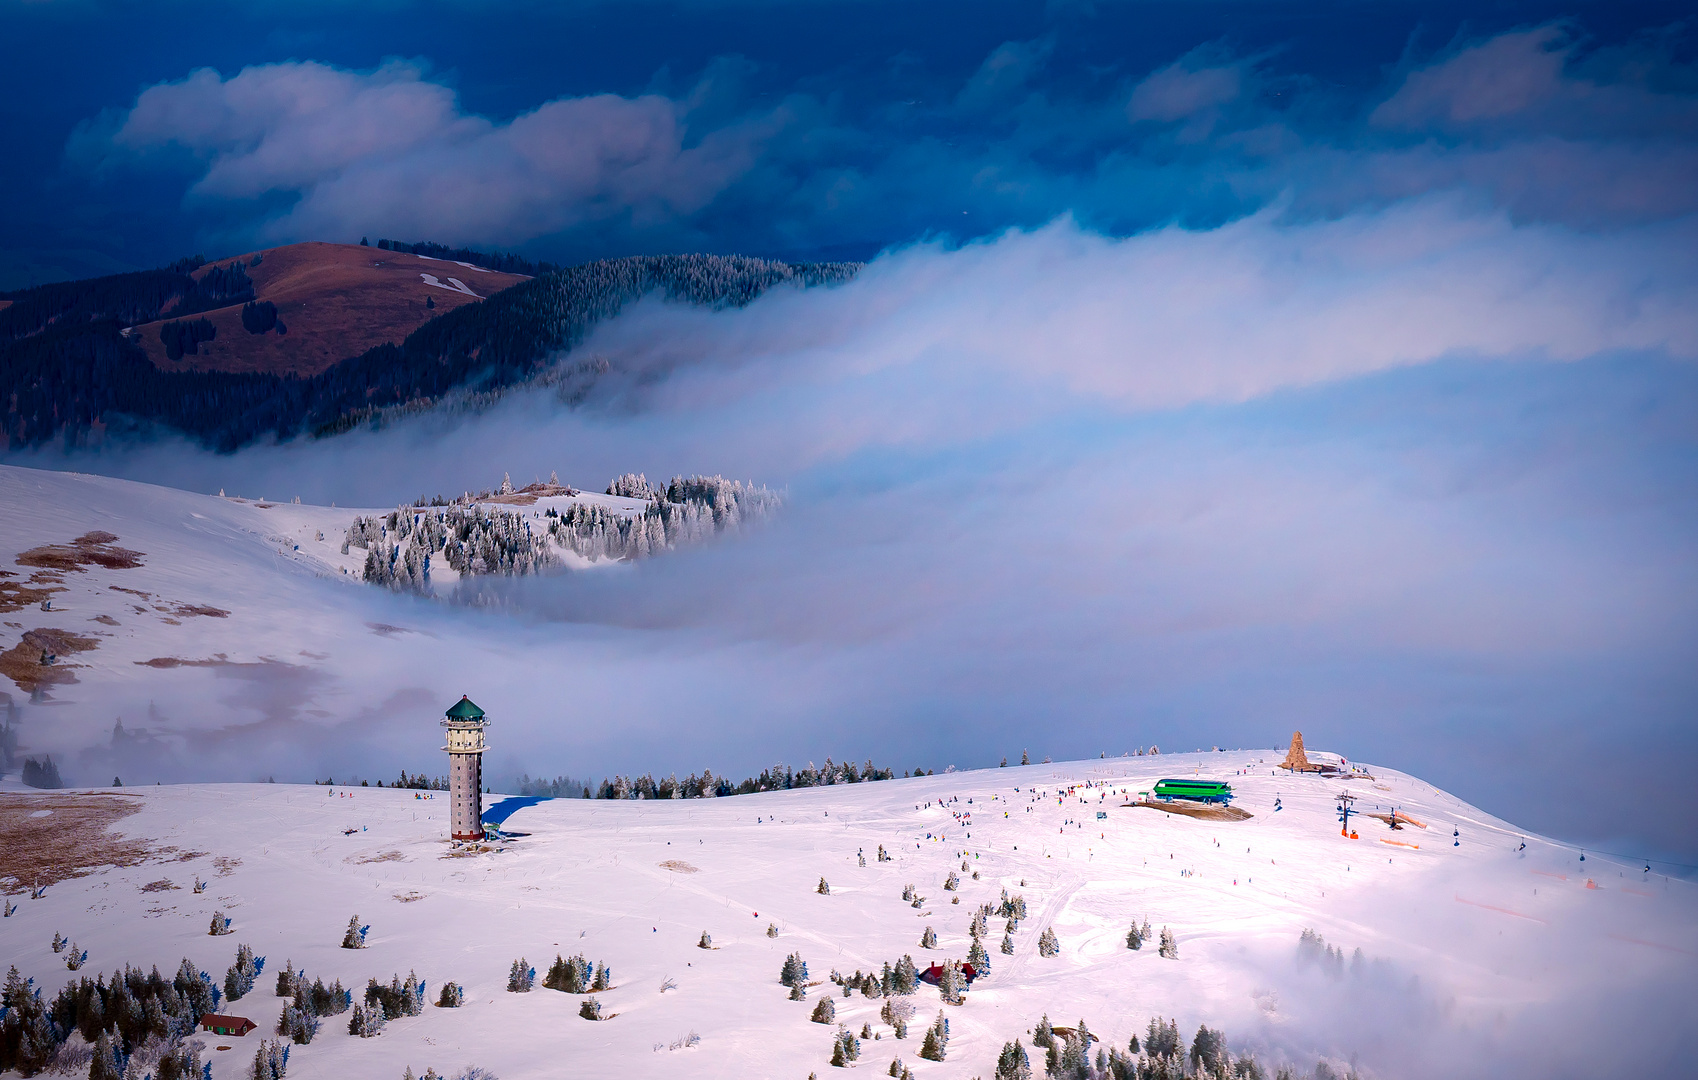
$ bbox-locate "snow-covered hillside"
[3,755,1694,1080]
[0,465,732,784]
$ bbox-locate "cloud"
[1126,48,1245,126]
[63,23,1698,258]
[83,59,774,246]
[12,200,1695,871]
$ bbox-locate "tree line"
[2,253,857,451]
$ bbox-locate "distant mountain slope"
[0,252,858,451]
[126,242,530,377]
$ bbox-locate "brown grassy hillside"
[129,242,529,377]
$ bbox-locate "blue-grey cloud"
[62,20,1698,263]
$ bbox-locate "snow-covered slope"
[3,755,1693,1080]
[0,465,662,782]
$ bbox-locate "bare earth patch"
[352,850,406,865]
[1127,799,1254,822]
[0,793,152,893]
[92,615,120,626]
[0,572,62,614]
[16,531,144,573]
[0,627,101,693]
[213,856,241,876]
[141,878,179,892]
[658,860,700,874]
[393,890,426,903]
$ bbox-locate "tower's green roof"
[445,696,485,720]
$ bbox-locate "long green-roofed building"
[1152,778,1234,804]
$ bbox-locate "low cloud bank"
[10,202,1696,869]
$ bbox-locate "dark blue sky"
[3,0,1693,287]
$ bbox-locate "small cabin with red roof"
[200,1014,256,1036]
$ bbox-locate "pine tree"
[1189,1026,1225,1074]
[780,953,810,988]
[1038,927,1060,957]
[918,1011,948,1061]
[1126,923,1144,950]
[437,982,463,1008]
[250,1038,289,1079]
[209,912,232,935]
[1159,927,1178,959]
[996,1039,1032,1080]
[790,981,808,1001]
[507,958,534,992]
[341,915,367,949]
[578,997,602,1020]
[943,871,959,891]
[698,931,713,949]
[1021,750,1030,765]
[766,922,779,938]
[937,960,964,1005]
[818,877,831,895]
[811,997,836,1024]
[1001,930,1015,954]
[1033,1014,1055,1049]
[89,1030,124,1080]
[920,925,938,948]
[968,938,990,975]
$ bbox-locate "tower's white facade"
[441,696,489,841]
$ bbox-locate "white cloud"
[94,59,773,245]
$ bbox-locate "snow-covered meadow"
[3,751,1694,1080]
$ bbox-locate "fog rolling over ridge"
[9,203,1696,869]
[2,13,1697,870]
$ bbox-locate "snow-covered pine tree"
[437,982,463,1008]
[348,1001,385,1038]
[225,943,260,1001]
[1189,1025,1225,1075]
[209,912,232,935]
[894,955,919,994]
[780,953,810,988]
[920,927,937,949]
[1021,750,1030,765]
[818,877,831,895]
[918,1012,948,1061]
[790,981,808,1001]
[1037,927,1060,957]
[578,997,603,1021]
[592,962,610,991]
[1126,923,1144,950]
[968,938,990,975]
[88,1031,123,1080]
[811,997,837,1024]
[1001,930,1015,955]
[507,958,534,992]
[937,960,964,1005]
[767,922,780,938]
[51,932,65,953]
[943,872,959,891]
[698,931,713,949]
[1033,1015,1055,1049]
[995,1039,1032,1080]
[1143,1017,1181,1061]
[341,916,367,949]
[1159,928,1178,959]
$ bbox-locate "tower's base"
[452,829,485,842]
